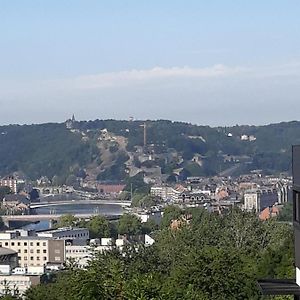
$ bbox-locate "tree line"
[0,207,293,299]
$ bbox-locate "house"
[2,194,30,211]
[259,206,280,221]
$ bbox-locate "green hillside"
[0,119,298,181]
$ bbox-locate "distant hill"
[0,119,298,182]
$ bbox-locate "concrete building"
[0,232,65,268]
[37,227,89,245]
[258,145,300,298]
[0,177,17,194]
[244,189,278,212]
[0,247,41,296]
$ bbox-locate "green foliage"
[0,123,98,180]
[278,201,293,222]
[0,120,298,180]
[85,215,110,239]
[118,214,142,235]
[25,208,294,300]
[0,186,12,200]
[56,214,79,228]
[160,205,183,228]
[131,193,157,208]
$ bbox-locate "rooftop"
[257,279,300,296]
[0,247,17,256]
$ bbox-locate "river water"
[22,204,125,231]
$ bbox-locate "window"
[37,257,40,260]
[43,250,47,253]
[30,242,33,246]
[24,249,27,254]
[0,243,2,247]
[36,242,40,246]
[17,242,20,246]
[42,242,46,246]
[24,257,27,260]
[43,257,47,261]
[24,242,27,246]
[54,257,61,261]
[11,242,14,246]
[55,249,60,254]
[294,191,300,223]
[30,257,34,260]
[30,249,34,253]
[5,242,8,246]
[18,249,21,253]
[37,249,40,253]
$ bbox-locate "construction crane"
[140,122,147,148]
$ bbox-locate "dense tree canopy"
[23,208,294,300]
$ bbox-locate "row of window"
[0,241,47,247]
[23,256,47,261]
[17,249,47,254]
[66,249,88,253]
[60,232,88,238]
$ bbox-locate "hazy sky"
[1,1,300,126]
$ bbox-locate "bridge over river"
[2,199,130,226]
[2,213,122,223]
[29,199,132,209]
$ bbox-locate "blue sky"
[1,1,300,125]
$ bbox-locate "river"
[21,203,125,231]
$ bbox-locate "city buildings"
[0,231,65,268]
[0,247,41,296]
[0,177,17,194]
[244,189,278,212]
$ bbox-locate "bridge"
[29,199,132,209]
[2,213,123,223]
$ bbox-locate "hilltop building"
[65,114,76,129]
[0,177,17,194]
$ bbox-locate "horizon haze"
[1,1,300,126]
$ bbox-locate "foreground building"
[0,247,41,296]
[258,145,300,298]
[0,231,65,268]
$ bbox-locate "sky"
[1,0,300,126]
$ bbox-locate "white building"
[0,177,17,194]
[0,247,42,296]
[0,231,65,268]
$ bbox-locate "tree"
[278,201,293,222]
[0,186,12,201]
[24,208,294,300]
[160,205,183,228]
[56,214,79,228]
[118,214,142,235]
[86,216,110,239]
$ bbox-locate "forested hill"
[0,119,298,181]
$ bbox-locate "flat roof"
[37,227,88,233]
[0,247,17,256]
[257,279,300,295]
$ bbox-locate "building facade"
[0,232,65,267]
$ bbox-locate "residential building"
[0,232,65,268]
[0,247,41,296]
[0,177,17,194]
[244,189,278,212]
